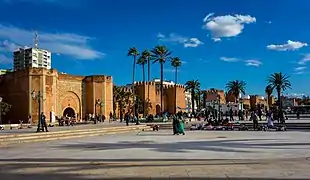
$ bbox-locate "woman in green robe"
[177,114,185,135]
[172,114,179,135]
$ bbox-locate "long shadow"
[0,158,309,180]
[53,137,310,153]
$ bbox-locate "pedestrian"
[40,112,49,132]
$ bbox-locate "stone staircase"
[0,125,151,146]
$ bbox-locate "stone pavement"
[1,130,310,179]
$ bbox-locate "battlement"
[134,81,156,86]
[83,75,113,83]
[206,88,224,93]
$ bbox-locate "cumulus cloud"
[298,54,310,65]
[203,13,256,41]
[158,33,203,48]
[267,40,308,51]
[0,24,104,60]
[220,57,239,62]
[245,60,262,67]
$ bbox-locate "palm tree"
[127,47,139,116]
[151,45,172,116]
[225,80,246,103]
[141,49,152,115]
[185,80,201,114]
[265,85,273,109]
[267,72,291,120]
[170,57,182,114]
[137,55,147,116]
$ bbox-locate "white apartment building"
[13,47,51,71]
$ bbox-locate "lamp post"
[0,97,3,125]
[31,90,43,132]
[96,99,104,115]
[96,99,104,123]
[217,95,221,121]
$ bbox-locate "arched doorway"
[63,107,75,117]
[156,104,161,115]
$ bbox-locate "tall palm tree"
[265,84,273,109]
[185,80,201,114]
[127,47,139,116]
[141,49,152,106]
[151,45,172,116]
[170,57,182,114]
[137,55,147,116]
[225,80,246,103]
[267,72,291,120]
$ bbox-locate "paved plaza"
[0,130,310,179]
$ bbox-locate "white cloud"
[245,60,262,67]
[158,33,203,48]
[298,54,310,65]
[220,57,239,62]
[203,13,256,41]
[0,24,104,60]
[294,66,306,71]
[267,40,308,51]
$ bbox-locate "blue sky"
[0,0,309,96]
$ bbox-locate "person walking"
[251,112,258,130]
[40,112,49,132]
[177,113,185,135]
[172,114,179,135]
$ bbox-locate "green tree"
[170,57,182,114]
[225,80,246,103]
[0,100,11,124]
[185,80,201,114]
[113,86,121,117]
[117,88,132,120]
[127,47,140,115]
[151,45,172,116]
[267,72,291,120]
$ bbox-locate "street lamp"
[217,95,221,121]
[96,99,104,115]
[95,99,104,124]
[31,90,43,132]
[0,97,3,125]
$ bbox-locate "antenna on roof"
[33,31,39,49]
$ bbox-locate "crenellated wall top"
[134,81,186,89]
[83,75,113,83]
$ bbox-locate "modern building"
[0,67,113,124]
[13,47,51,71]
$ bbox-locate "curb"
[0,126,151,146]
